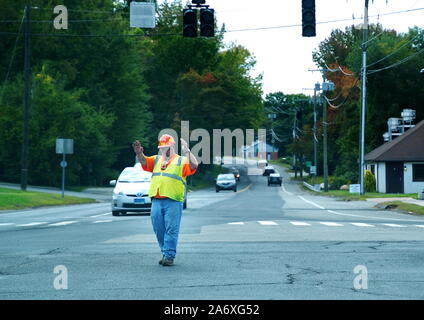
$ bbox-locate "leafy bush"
[329,176,350,190]
[364,170,376,192]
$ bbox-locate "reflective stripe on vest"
[151,172,186,186]
[149,155,186,201]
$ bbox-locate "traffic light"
[302,0,316,37]
[200,8,214,37]
[183,8,197,37]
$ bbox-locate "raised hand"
[132,140,144,155]
[180,138,190,154]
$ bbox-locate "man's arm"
[132,140,147,166]
[180,138,198,170]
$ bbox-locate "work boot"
[162,257,174,266]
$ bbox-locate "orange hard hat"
[158,134,176,148]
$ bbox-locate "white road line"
[281,184,294,196]
[298,196,326,210]
[382,223,405,228]
[0,223,14,226]
[319,222,344,227]
[48,221,77,227]
[93,220,113,224]
[326,209,424,222]
[16,222,47,227]
[290,221,311,226]
[228,222,244,225]
[350,222,375,227]
[415,225,424,228]
[89,213,111,218]
[258,221,278,225]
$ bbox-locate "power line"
[323,78,359,109]
[367,32,422,68]
[0,6,423,35]
[368,46,424,74]
[0,12,25,106]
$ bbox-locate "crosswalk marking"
[0,223,14,226]
[258,221,278,225]
[290,221,311,226]
[89,213,111,218]
[415,225,424,228]
[48,221,77,227]
[351,223,374,227]
[228,222,244,225]
[93,220,113,224]
[319,222,344,227]
[382,223,405,228]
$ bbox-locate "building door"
[386,162,404,193]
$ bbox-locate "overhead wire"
[367,46,424,74]
[0,6,423,37]
[366,32,422,68]
[0,11,25,106]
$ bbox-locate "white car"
[110,167,152,216]
[110,165,187,216]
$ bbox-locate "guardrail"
[303,181,321,192]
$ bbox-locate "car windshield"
[118,170,151,183]
[218,174,234,181]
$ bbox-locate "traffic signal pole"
[21,5,31,191]
[359,0,369,195]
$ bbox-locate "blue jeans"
[150,198,183,260]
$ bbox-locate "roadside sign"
[56,139,74,154]
[349,184,361,193]
[130,1,156,28]
[56,138,74,198]
[306,161,312,168]
[310,166,317,175]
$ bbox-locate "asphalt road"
[1,162,424,300]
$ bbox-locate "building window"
[412,164,424,182]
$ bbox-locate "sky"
[160,0,424,97]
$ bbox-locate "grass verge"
[0,187,96,211]
[302,186,418,201]
[377,201,424,215]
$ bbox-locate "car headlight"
[113,189,124,196]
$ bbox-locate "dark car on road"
[268,172,282,186]
[215,174,237,192]
[263,165,276,176]
[230,167,241,181]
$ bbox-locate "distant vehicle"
[110,166,187,216]
[268,172,282,186]
[257,159,268,170]
[215,173,237,192]
[263,165,276,176]
[230,167,241,181]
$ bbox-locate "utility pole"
[21,5,31,191]
[323,95,328,192]
[359,0,369,195]
[313,82,320,174]
[321,81,334,192]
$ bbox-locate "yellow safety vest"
[149,155,186,202]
